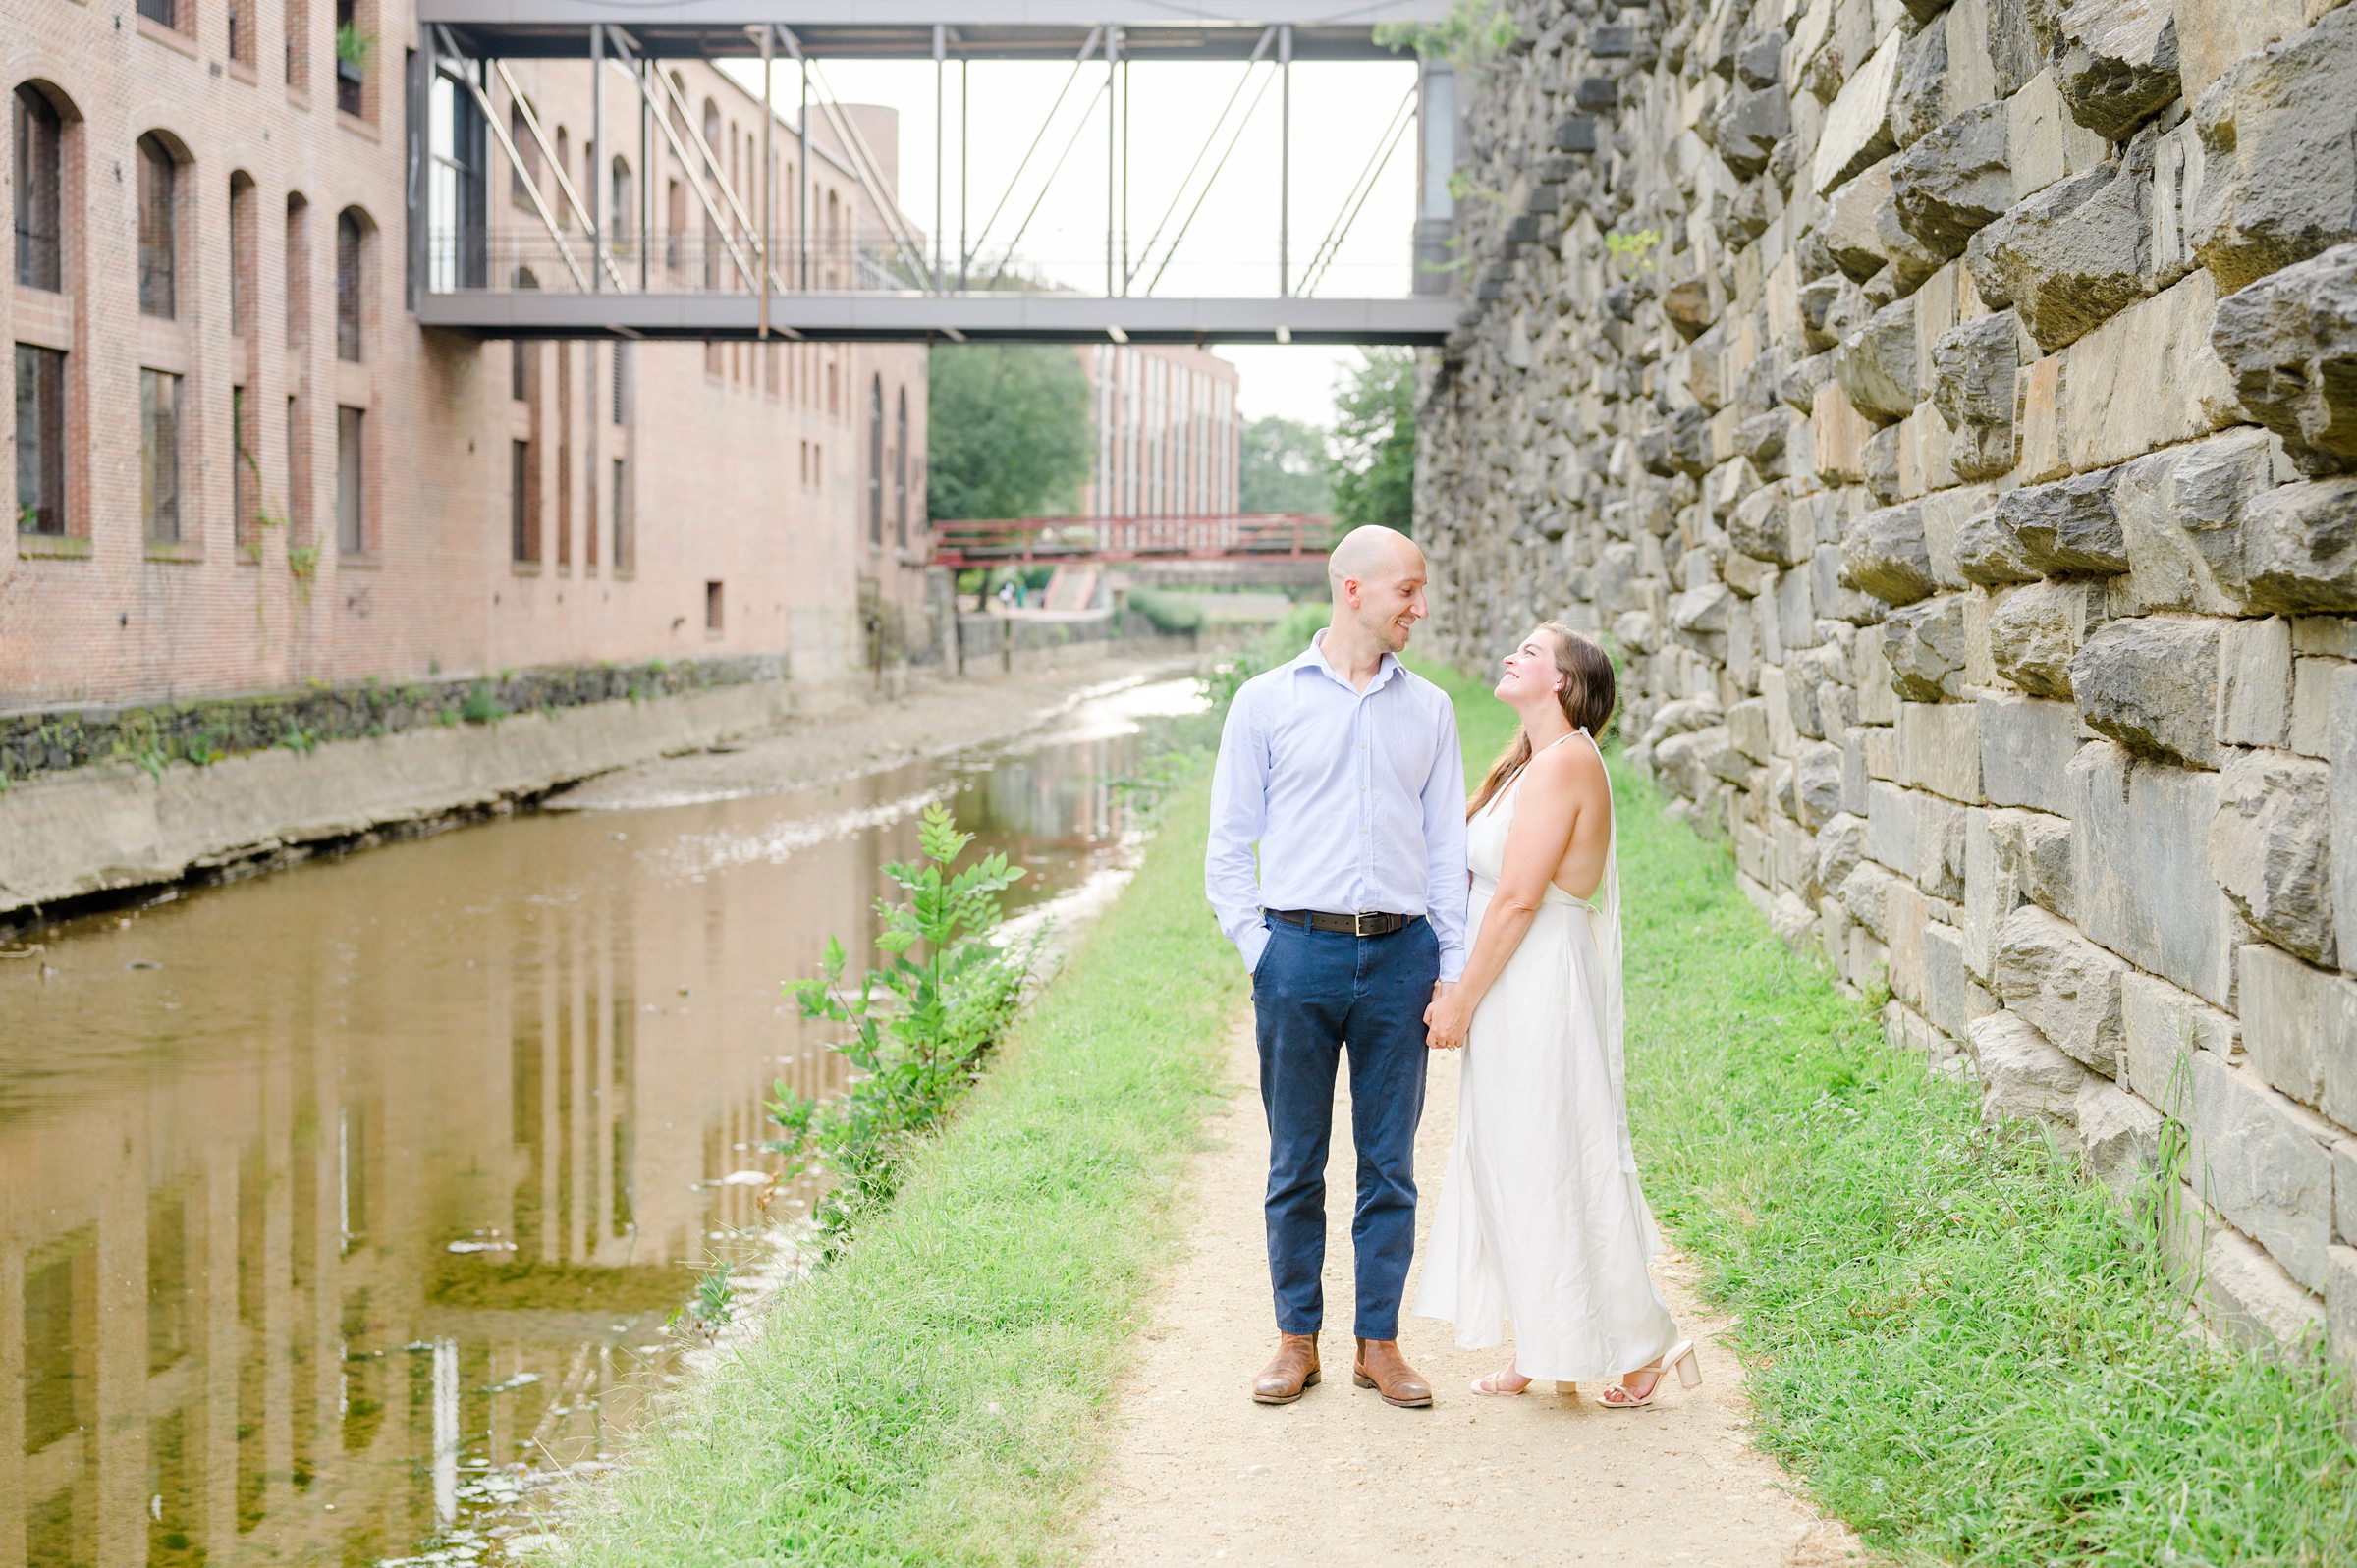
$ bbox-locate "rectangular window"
[334,0,364,117]
[510,438,537,562]
[511,341,528,402]
[336,405,364,553]
[704,580,723,630]
[335,214,363,361]
[611,456,629,568]
[140,369,182,543]
[286,0,308,86]
[233,385,258,547]
[14,344,66,535]
[286,394,310,544]
[137,0,177,26]
[611,341,629,424]
[15,89,64,292]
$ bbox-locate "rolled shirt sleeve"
[1420,697,1471,983]
[1205,682,1273,975]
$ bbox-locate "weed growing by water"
[768,802,1042,1258]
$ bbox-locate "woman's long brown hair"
[1465,622,1617,820]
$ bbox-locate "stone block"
[2051,0,2182,140]
[1995,904,2131,1075]
[1993,805,2076,919]
[2005,66,2115,199]
[1989,579,2108,698]
[2212,754,2337,967]
[2240,479,2357,615]
[2013,351,2071,482]
[1887,875,1935,1008]
[2070,740,2239,1006]
[2177,0,2312,103]
[2067,615,2224,767]
[2337,1145,2357,1246]
[1818,810,1870,898]
[2190,8,2357,297]
[1956,506,2044,586]
[1728,695,1775,764]
[1841,502,1938,605]
[1865,778,1918,877]
[1796,739,1847,829]
[1836,295,1922,422]
[2192,1209,2327,1353]
[2218,617,2296,748]
[2150,116,2209,291]
[2291,615,2357,659]
[2079,1079,2165,1199]
[1930,312,2025,479]
[1897,697,1983,800]
[2189,1051,2334,1293]
[1969,1009,2095,1135]
[1892,102,2014,262]
[2056,270,2236,472]
[1811,378,1873,483]
[1916,788,1975,902]
[1822,157,1898,282]
[1965,154,2151,352]
[2240,941,2356,1109]
[2121,969,2238,1115]
[2114,428,2285,616]
[2330,1245,2357,1373]
[1709,85,1792,181]
[1842,857,1906,940]
[1891,14,1954,149]
[1992,464,2131,575]
[1813,27,1908,195]
[1727,480,1810,568]
[1883,594,1970,700]
[1979,692,2083,814]
[2212,244,2357,478]
[1925,919,1973,1038]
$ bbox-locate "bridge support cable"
[1296,81,1416,297]
[1122,27,1273,295]
[494,56,629,290]
[1278,23,1291,297]
[962,26,1103,279]
[1141,56,1280,297]
[992,75,1109,285]
[773,28,936,288]
[438,39,591,291]
[643,57,768,292]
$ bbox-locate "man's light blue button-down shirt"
[1205,631,1470,982]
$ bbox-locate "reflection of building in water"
[0,799,886,1567]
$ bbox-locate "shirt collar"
[1290,628,1402,693]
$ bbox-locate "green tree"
[1239,415,1335,516]
[1327,349,1416,538]
[927,346,1093,520]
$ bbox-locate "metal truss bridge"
[929,513,1329,569]
[408,2,1462,344]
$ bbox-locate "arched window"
[335,207,367,361]
[554,127,570,226]
[894,386,908,546]
[867,373,884,547]
[609,156,633,255]
[14,85,64,290]
[137,133,178,318]
[509,98,540,208]
[285,192,310,347]
[229,172,256,336]
[701,99,720,153]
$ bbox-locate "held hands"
[1424,982,1470,1051]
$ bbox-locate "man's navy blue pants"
[1250,914,1438,1341]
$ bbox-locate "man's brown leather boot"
[1251,1333,1321,1405]
[1353,1338,1433,1408]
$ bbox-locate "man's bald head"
[1328,525,1424,600]
[1325,524,1430,659]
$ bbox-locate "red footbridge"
[930,514,1331,572]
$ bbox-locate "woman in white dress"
[1413,622,1699,1407]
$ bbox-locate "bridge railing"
[931,513,1330,568]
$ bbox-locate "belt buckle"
[1354,909,1380,938]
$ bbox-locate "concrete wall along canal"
[1418,0,2357,1358]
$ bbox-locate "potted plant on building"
[334,20,372,116]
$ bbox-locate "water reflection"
[0,678,1200,1568]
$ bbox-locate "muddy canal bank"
[0,669,1204,1568]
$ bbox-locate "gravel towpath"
[1080,1015,1865,1568]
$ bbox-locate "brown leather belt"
[1265,908,1419,938]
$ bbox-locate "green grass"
[551,777,1241,1568]
[1422,656,2357,1565]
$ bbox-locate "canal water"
[0,677,1205,1568]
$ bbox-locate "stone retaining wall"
[1419,0,2357,1359]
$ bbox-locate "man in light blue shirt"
[1205,525,1469,1410]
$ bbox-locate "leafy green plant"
[459,681,504,724]
[278,725,319,756]
[287,544,319,580]
[768,803,1041,1256]
[17,502,38,533]
[334,22,374,68]
[1605,226,1662,275]
[1376,0,1515,65]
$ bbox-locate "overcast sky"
[722,53,1419,427]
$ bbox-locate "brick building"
[1077,342,1241,518]
[3,0,930,711]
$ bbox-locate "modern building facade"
[1077,342,1241,519]
[3,0,930,711]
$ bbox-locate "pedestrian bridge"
[930,512,1327,568]
[407,1,1462,344]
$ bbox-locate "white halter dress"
[1413,730,1680,1381]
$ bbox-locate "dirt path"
[548,655,1194,810]
[1081,1015,1864,1568]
